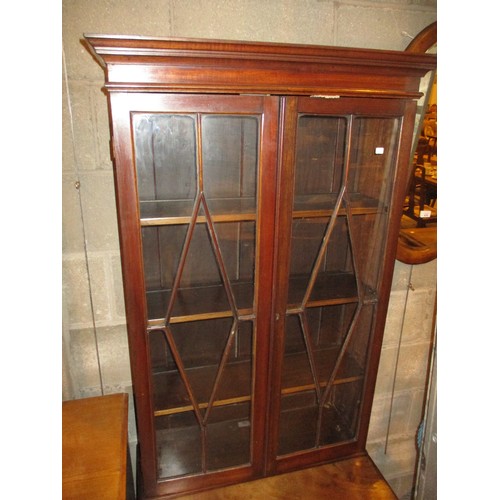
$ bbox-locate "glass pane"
[202,115,259,215]
[134,110,260,480]
[206,403,251,471]
[134,114,197,219]
[294,115,347,211]
[281,304,361,387]
[278,304,364,455]
[151,320,252,410]
[153,320,254,478]
[348,117,399,206]
[142,221,255,323]
[157,413,202,478]
[347,117,400,290]
[287,216,356,306]
[278,111,400,457]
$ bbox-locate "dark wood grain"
[405,21,437,53]
[83,34,434,98]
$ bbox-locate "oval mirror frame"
[396,21,437,265]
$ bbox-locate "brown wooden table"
[62,393,130,499]
[176,455,397,499]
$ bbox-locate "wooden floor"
[176,455,397,499]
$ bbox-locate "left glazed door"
[109,93,279,496]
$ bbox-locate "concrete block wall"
[62,1,437,497]
[366,259,436,498]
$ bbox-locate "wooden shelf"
[152,347,362,417]
[281,348,364,395]
[146,281,255,327]
[140,198,256,226]
[139,194,382,226]
[153,359,252,416]
[293,193,382,219]
[146,272,376,327]
[287,272,377,311]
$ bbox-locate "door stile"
[265,96,299,475]
[251,95,281,476]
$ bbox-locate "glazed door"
[269,96,409,473]
[110,93,278,495]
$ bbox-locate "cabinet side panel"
[108,92,158,495]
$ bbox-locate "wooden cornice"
[83,35,436,98]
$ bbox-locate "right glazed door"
[270,96,406,472]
